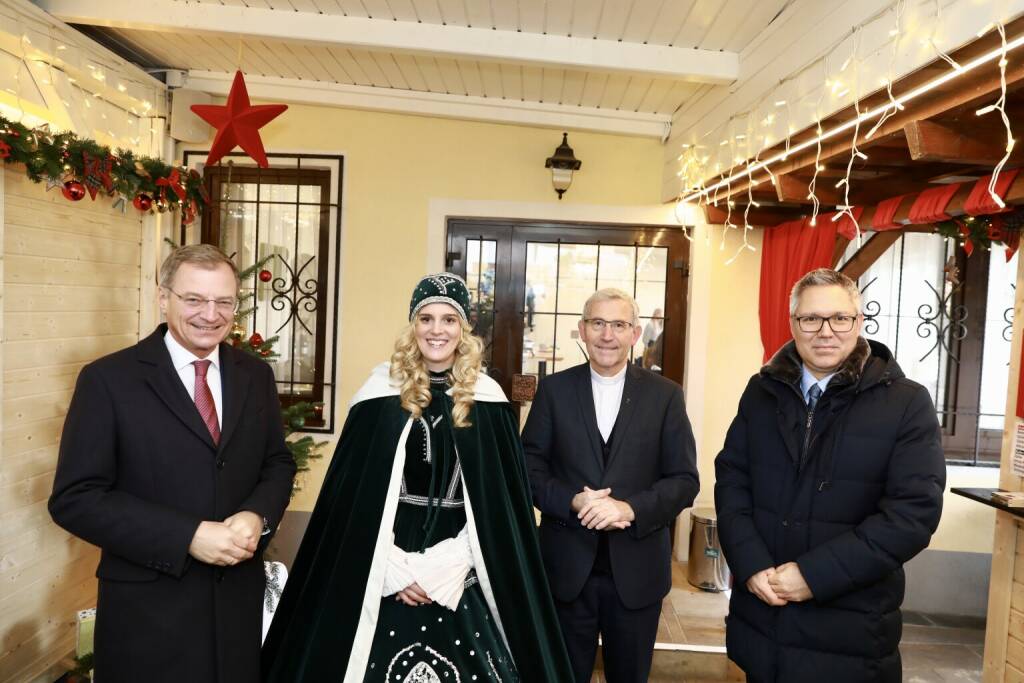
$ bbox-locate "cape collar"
[350,361,508,406]
[762,336,875,390]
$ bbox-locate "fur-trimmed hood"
[761,336,901,392]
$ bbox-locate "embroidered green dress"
[364,372,518,682]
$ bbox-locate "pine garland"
[935,208,1024,256]
[0,114,208,218]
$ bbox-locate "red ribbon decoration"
[871,195,906,230]
[958,219,975,257]
[1006,228,1021,262]
[908,184,962,224]
[964,170,1020,216]
[82,151,115,200]
[156,168,186,203]
[0,139,10,160]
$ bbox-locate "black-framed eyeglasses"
[792,313,859,333]
[583,318,634,333]
[164,287,240,314]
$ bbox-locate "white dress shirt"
[164,331,223,428]
[590,363,627,442]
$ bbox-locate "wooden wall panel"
[0,166,143,682]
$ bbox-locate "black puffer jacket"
[715,338,946,682]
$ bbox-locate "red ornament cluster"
[258,269,273,282]
[0,140,10,160]
[132,194,153,212]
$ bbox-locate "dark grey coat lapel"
[605,363,640,471]
[137,326,217,451]
[217,347,250,455]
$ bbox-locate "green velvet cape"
[261,367,573,682]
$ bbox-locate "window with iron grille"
[187,152,343,433]
[846,232,1016,466]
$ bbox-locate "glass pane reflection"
[466,239,497,368]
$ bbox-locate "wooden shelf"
[951,487,1024,520]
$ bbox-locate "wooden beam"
[904,119,1014,165]
[703,203,807,226]
[831,235,850,269]
[37,0,739,84]
[838,231,904,280]
[775,173,842,205]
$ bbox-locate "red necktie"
[193,360,220,445]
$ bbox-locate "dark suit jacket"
[48,324,296,683]
[523,362,699,609]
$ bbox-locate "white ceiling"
[34,0,795,136]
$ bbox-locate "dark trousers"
[553,569,661,683]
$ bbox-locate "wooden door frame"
[446,217,690,392]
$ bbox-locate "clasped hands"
[188,511,263,566]
[746,562,813,606]
[571,486,634,531]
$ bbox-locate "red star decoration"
[191,70,287,168]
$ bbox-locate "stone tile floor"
[591,562,986,682]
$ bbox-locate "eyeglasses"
[583,318,634,333]
[792,313,859,333]
[164,288,239,314]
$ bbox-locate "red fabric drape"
[907,184,961,224]
[872,195,907,230]
[759,218,840,362]
[963,169,1020,215]
[830,207,866,241]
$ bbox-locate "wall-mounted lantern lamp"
[545,132,581,199]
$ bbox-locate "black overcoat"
[715,338,946,682]
[49,324,296,683]
[523,362,699,609]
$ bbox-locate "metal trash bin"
[687,508,731,592]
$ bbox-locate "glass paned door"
[446,219,688,400]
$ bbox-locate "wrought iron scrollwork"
[1004,284,1016,343]
[916,280,967,363]
[269,253,319,335]
[860,277,881,336]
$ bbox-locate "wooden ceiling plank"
[477,60,504,98]
[540,67,563,104]
[500,63,523,101]
[568,0,602,38]
[516,0,546,34]
[432,56,464,95]
[594,0,632,41]
[694,0,742,51]
[561,69,587,106]
[722,0,788,52]
[409,0,443,24]
[348,48,393,87]
[371,52,410,89]
[703,203,807,226]
[599,73,632,110]
[775,172,841,205]
[324,46,371,85]
[647,0,698,46]
[41,0,739,83]
[336,0,371,17]
[520,64,543,102]
[637,78,674,115]
[620,0,663,44]
[415,56,448,92]
[384,0,420,22]
[302,44,355,84]
[463,0,492,29]
[489,0,518,31]
[579,71,608,109]
[456,59,485,96]
[391,52,429,91]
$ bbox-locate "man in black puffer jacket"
[715,268,946,682]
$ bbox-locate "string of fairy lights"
[675,3,1020,264]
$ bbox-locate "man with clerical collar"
[523,288,699,683]
[715,268,946,683]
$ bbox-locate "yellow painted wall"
[242,104,664,509]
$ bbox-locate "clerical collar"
[590,363,627,386]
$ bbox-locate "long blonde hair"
[389,319,484,428]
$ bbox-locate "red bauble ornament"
[132,193,153,212]
[190,70,288,168]
[0,140,11,160]
[249,332,264,348]
[61,180,86,201]
[258,269,272,282]
[260,349,271,357]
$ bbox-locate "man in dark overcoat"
[715,268,946,683]
[523,288,699,683]
[49,244,296,683]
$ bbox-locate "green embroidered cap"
[409,272,471,321]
